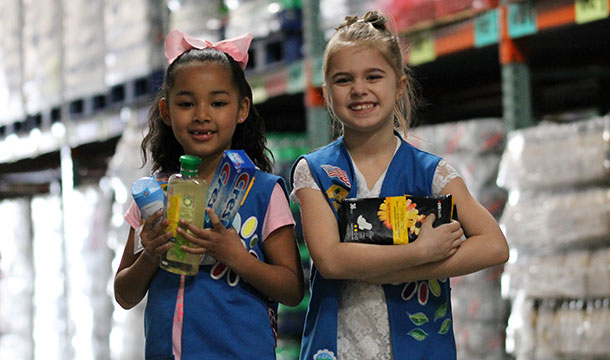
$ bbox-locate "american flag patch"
[321,165,351,188]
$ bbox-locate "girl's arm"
[114,211,173,309]
[179,209,305,307]
[296,186,463,280]
[364,177,509,284]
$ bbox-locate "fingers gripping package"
[339,195,456,245]
[205,150,256,229]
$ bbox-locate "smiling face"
[324,46,406,137]
[159,61,249,162]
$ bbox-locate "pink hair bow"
[164,29,254,70]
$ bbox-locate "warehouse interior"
[0,0,609,359]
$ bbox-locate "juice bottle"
[160,155,208,275]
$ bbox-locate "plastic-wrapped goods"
[0,199,35,359]
[409,118,507,218]
[497,116,610,191]
[444,153,502,200]
[504,250,592,299]
[533,299,557,359]
[588,247,610,297]
[168,0,223,43]
[319,0,376,36]
[452,320,508,360]
[500,187,610,252]
[505,293,537,359]
[104,0,165,86]
[408,118,508,359]
[0,0,25,125]
[409,118,505,156]
[451,282,506,323]
[63,0,106,99]
[583,298,610,356]
[225,0,278,39]
[22,0,63,113]
[509,297,610,359]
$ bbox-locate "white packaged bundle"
[225,0,276,39]
[22,0,62,113]
[63,0,106,99]
[169,0,223,42]
[498,115,610,191]
[409,118,505,156]
[500,187,610,252]
[587,247,610,297]
[104,0,165,86]
[320,0,377,36]
[0,0,25,125]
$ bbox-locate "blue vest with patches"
[144,170,284,360]
[293,135,456,360]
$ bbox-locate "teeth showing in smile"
[191,130,213,135]
[351,103,375,111]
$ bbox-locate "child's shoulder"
[253,168,281,181]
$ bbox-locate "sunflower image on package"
[339,194,455,245]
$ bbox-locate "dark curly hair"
[141,47,273,174]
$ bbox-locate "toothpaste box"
[205,150,256,229]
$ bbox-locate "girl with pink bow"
[114,30,304,360]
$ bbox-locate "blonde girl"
[291,11,508,360]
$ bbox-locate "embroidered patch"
[321,164,351,188]
[326,185,349,212]
[407,328,428,341]
[313,349,336,360]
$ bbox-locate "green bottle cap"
[179,155,202,171]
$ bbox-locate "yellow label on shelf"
[408,31,436,66]
[575,0,609,24]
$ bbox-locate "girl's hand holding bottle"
[414,213,464,263]
[177,208,247,268]
[139,210,173,263]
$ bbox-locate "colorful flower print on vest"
[402,278,452,341]
[313,349,337,360]
[209,213,260,287]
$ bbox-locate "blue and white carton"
[205,150,256,229]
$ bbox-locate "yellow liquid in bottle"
[160,175,208,275]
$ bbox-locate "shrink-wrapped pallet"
[0,0,25,125]
[104,0,165,86]
[63,0,106,99]
[22,0,62,113]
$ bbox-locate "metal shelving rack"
[0,1,609,359]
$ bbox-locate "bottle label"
[167,194,181,237]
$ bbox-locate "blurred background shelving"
[0,0,609,359]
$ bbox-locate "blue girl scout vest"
[144,170,285,360]
[292,135,456,360]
